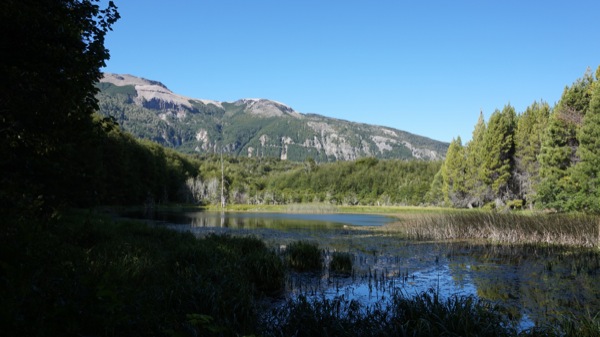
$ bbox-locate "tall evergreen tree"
[426,168,445,205]
[537,70,595,210]
[480,105,516,203]
[464,111,488,207]
[442,137,468,207]
[513,101,550,208]
[569,73,600,212]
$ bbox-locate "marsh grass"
[525,312,600,337]
[388,211,600,247]
[329,251,353,275]
[284,241,323,272]
[261,290,516,337]
[284,202,340,213]
[6,209,600,336]
[0,210,285,336]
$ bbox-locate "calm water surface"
[126,210,600,329]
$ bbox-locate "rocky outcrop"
[98,73,448,162]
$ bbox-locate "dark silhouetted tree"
[0,0,119,214]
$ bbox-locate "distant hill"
[97,73,448,162]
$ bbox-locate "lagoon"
[125,210,600,330]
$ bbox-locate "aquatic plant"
[284,241,323,272]
[390,211,600,247]
[260,290,517,337]
[525,312,600,337]
[0,211,285,336]
[329,251,353,275]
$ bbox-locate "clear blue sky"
[101,0,599,143]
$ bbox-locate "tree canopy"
[435,67,600,213]
[1,0,119,215]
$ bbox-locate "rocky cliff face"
[97,73,448,162]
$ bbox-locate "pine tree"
[464,111,488,207]
[569,73,600,212]
[537,70,595,210]
[480,105,516,203]
[442,137,468,207]
[426,168,445,205]
[513,101,550,208]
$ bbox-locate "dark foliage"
[0,0,119,216]
[0,212,285,336]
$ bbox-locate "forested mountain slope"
[97,73,448,162]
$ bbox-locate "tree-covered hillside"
[433,67,600,213]
[185,155,441,206]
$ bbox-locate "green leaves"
[481,105,516,197]
[435,66,600,213]
[442,137,468,207]
[568,81,600,212]
[440,106,517,208]
[1,0,119,214]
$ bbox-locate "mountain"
[97,73,448,162]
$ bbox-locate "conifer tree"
[513,101,550,208]
[464,111,488,207]
[569,73,600,212]
[537,70,595,210]
[480,105,516,203]
[426,168,445,205]
[442,137,468,207]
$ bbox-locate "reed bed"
[387,212,600,247]
[261,290,600,337]
[329,251,353,275]
[283,241,323,272]
[260,290,516,337]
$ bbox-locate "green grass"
[205,203,455,215]
[284,203,339,213]
[284,241,323,272]
[0,210,284,336]
[329,251,353,275]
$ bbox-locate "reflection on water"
[124,210,600,329]
[128,210,395,229]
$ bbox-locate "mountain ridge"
[97,73,448,162]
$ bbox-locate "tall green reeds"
[329,252,353,275]
[284,241,323,272]
[260,291,516,337]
